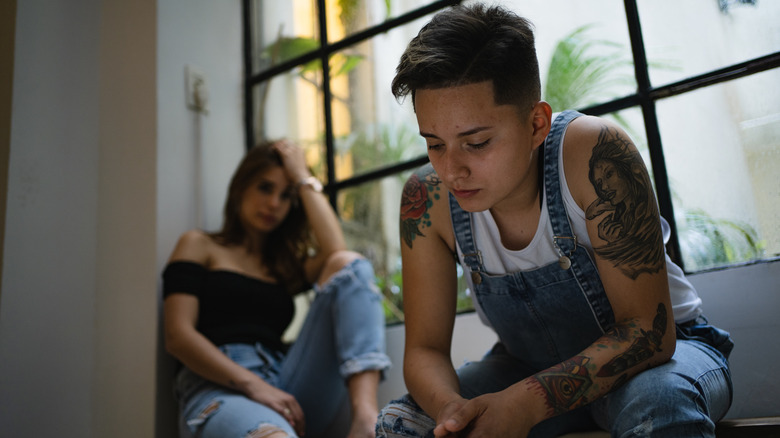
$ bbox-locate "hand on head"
[273,139,310,184]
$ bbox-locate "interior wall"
[95,1,158,436]
[0,0,158,436]
[0,0,14,298]
[155,0,245,435]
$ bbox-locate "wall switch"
[185,65,208,113]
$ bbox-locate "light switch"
[185,65,208,113]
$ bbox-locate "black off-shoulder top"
[163,261,295,352]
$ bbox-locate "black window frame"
[242,0,780,272]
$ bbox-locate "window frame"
[242,0,780,273]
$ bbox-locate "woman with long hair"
[163,139,390,438]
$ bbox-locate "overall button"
[471,271,482,284]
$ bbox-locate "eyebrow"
[420,126,491,139]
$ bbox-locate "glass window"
[325,0,443,42]
[251,0,320,75]
[637,0,780,87]
[246,0,780,324]
[489,0,635,113]
[657,69,780,271]
[329,24,428,180]
[252,67,328,181]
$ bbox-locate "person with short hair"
[377,4,732,437]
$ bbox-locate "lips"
[258,214,279,225]
[451,188,480,198]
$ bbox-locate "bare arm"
[272,140,346,283]
[398,164,466,419]
[529,117,674,416]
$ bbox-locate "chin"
[452,196,491,213]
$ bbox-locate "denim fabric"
[176,258,391,438]
[377,110,733,437]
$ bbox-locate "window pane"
[338,175,406,324]
[338,173,472,325]
[325,0,443,43]
[251,0,320,75]
[487,0,635,112]
[252,69,327,181]
[638,0,780,87]
[657,69,780,271]
[328,19,430,180]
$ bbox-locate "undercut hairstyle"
[392,3,541,112]
[211,141,311,293]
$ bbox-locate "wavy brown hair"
[210,141,312,293]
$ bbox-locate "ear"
[530,101,552,148]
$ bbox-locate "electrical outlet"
[185,65,208,113]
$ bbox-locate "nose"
[267,193,283,209]
[439,146,470,183]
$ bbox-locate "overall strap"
[543,110,614,331]
[543,110,582,254]
[449,192,484,279]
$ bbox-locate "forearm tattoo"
[598,303,668,377]
[585,126,664,279]
[400,164,443,249]
[532,355,594,415]
[532,303,668,415]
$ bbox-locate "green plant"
[544,25,635,113]
[677,208,765,271]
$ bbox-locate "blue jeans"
[175,258,391,438]
[377,322,732,438]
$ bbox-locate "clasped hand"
[433,391,535,438]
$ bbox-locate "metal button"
[471,271,482,284]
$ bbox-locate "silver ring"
[283,408,291,416]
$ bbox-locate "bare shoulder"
[399,163,455,252]
[168,229,214,265]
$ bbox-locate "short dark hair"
[392,3,540,111]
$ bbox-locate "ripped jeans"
[377,321,733,438]
[175,258,391,438]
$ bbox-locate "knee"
[607,371,717,436]
[376,395,435,438]
[317,250,365,285]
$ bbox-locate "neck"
[242,230,267,255]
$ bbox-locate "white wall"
[155,0,245,435]
[0,0,244,437]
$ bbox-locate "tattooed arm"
[398,164,469,426]
[531,115,676,414]
[433,117,675,437]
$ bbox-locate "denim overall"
[454,110,613,371]
[377,111,733,438]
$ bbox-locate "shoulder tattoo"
[585,126,665,279]
[400,163,444,249]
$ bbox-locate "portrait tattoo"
[533,355,594,415]
[585,126,665,279]
[400,164,443,249]
[597,303,667,377]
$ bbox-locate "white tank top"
[456,131,703,323]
